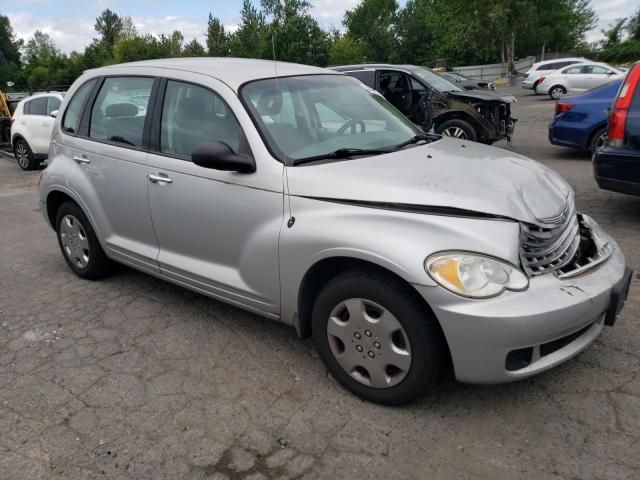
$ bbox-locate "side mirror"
[607,71,616,75]
[192,141,255,174]
[50,110,58,118]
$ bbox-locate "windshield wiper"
[292,148,391,166]
[393,133,430,149]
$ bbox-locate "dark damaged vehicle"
[333,64,516,144]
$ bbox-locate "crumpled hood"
[286,138,572,226]
[446,89,516,103]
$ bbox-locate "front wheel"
[435,119,478,142]
[549,85,566,100]
[311,270,447,405]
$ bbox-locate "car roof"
[532,57,588,67]
[333,64,421,72]
[88,57,332,91]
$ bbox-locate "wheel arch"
[11,133,27,149]
[297,256,445,339]
[586,122,608,151]
[433,111,485,138]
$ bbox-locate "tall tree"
[0,15,23,88]
[229,0,267,58]
[262,0,330,65]
[628,8,640,41]
[344,0,398,62]
[23,31,60,67]
[95,9,124,55]
[206,14,230,56]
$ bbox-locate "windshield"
[240,75,422,164]
[413,67,463,92]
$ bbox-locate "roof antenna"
[272,33,294,227]
[272,34,280,92]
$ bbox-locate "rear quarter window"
[62,79,97,135]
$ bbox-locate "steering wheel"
[336,119,366,135]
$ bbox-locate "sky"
[1,0,637,55]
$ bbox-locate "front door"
[146,73,283,315]
[377,70,415,119]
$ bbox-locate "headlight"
[425,252,529,299]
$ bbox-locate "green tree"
[27,65,49,90]
[229,0,267,58]
[263,0,330,65]
[206,14,230,56]
[329,35,364,65]
[158,30,184,57]
[344,0,398,62]
[628,8,640,41]
[95,9,124,56]
[183,39,206,57]
[23,31,59,67]
[0,15,23,88]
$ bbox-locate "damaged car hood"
[446,89,516,103]
[286,138,572,226]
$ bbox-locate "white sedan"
[535,63,626,99]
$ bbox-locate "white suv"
[522,58,589,93]
[10,93,63,170]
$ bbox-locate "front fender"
[279,195,521,326]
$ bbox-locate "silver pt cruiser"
[39,58,632,405]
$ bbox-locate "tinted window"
[26,97,47,116]
[47,97,61,115]
[62,80,96,134]
[346,70,375,87]
[90,77,154,147]
[160,80,242,157]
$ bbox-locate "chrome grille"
[520,200,581,276]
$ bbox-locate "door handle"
[72,155,90,164]
[148,173,173,184]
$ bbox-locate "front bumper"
[415,234,629,384]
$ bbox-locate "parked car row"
[32,57,632,405]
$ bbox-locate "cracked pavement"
[0,85,639,479]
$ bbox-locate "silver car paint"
[40,59,627,384]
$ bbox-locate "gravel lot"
[1,84,639,480]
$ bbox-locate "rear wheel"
[549,85,566,100]
[311,270,447,405]
[55,202,112,280]
[13,139,39,170]
[589,127,607,155]
[436,119,478,142]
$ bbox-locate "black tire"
[311,270,447,405]
[435,119,478,142]
[13,139,40,171]
[589,127,607,155]
[548,85,566,100]
[55,202,112,280]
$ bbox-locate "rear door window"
[62,80,97,134]
[26,97,48,116]
[564,66,583,75]
[89,77,154,148]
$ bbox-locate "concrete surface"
[0,85,639,480]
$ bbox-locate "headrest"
[105,103,138,118]
[256,89,282,116]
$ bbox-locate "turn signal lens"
[425,252,529,299]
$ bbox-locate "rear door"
[23,97,51,154]
[63,73,161,274]
[146,71,284,315]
